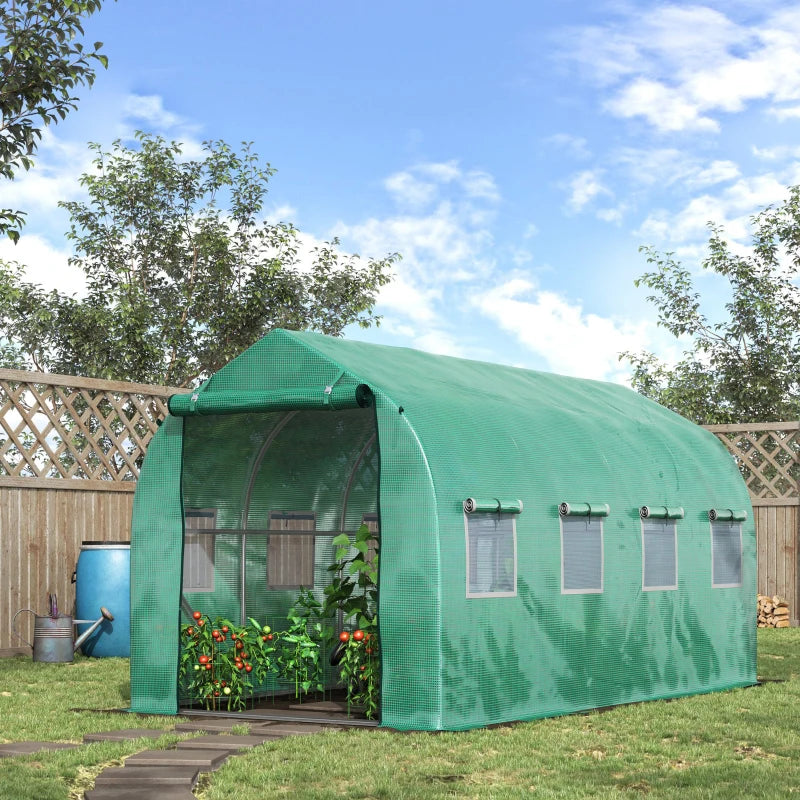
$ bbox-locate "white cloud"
[636,167,800,244]
[769,105,800,120]
[0,130,91,223]
[687,160,741,188]
[0,235,86,296]
[596,206,625,224]
[545,133,591,160]
[473,278,650,382]
[565,170,612,213]
[122,94,184,129]
[562,5,800,132]
[384,171,438,210]
[752,144,800,160]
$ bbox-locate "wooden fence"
[704,422,799,626]
[0,369,179,654]
[0,368,798,653]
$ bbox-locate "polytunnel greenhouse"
[129,328,756,731]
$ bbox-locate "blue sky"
[3,0,800,382]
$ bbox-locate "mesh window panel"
[183,509,216,592]
[466,513,516,597]
[712,521,742,587]
[642,519,677,590]
[562,517,603,593]
[268,512,315,588]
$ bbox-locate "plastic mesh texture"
[129,328,756,729]
[130,414,184,714]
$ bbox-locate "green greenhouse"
[129,329,756,731]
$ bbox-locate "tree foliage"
[0,133,396,386]
[0,0,109,242]
[622,188,800,424]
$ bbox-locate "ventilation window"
[183,508,216,592]
[640,506,681,591]
[709,510,744,588]
[559,503,607,594]
[642,519,677,590]
[464,512,517,598]
[268,511,316,589]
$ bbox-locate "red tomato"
[266,634,273,641]
[198,655,209,665]
[360,665,366,671]
[262,635,268,641]
[231,633,237,640]
[365,633,372,641]
[245,664,253,673]
[353,630,365,642]
[236,641,244,650]
[339,631,350,642]
[212,629,220,638]
[236,662,245,670]
[221,626,229,633]
[192,611,202,620]
[241,652,249,659]
[205,663,212,670]
[214,690,220,697]
[220,680,226,687]
[186,627,194,636]
[197,619,205,627]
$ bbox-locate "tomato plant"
[276,589,324,700]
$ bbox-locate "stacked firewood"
[757,595,791,628]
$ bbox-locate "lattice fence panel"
[704,423,800,501]
[0,369,180,485]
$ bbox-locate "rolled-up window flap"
[169,382,373,416]
[463,497,523,514]
[559,502,610,517]
[496,498,523,514]
[709,508,747,522]
[640,506,684,520]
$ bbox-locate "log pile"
[757,595,791,628]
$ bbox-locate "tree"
[1,0,109,242]
[0,133,397,386]
[621,189,800,424]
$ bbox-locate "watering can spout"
[73,607,114,653]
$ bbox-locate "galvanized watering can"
[12,606,114,663]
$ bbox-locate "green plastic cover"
[130,328,756,730]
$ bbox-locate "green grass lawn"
[1,631,799,800]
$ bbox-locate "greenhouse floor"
[179,690,379,728]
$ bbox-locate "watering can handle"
[11,609,35,649]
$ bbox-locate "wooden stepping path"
[124,748,229,769]
[0,741,79,757]
[174,718,253,733]
[84,728,170,743]
[176,734,280,750]
[93,765,201,788]
[85,788,196,800]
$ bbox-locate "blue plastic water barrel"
[75,541,130,657]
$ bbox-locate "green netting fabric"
[129,328,756,730]
[130,415,184,714]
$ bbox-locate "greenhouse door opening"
[177,407,381,721]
